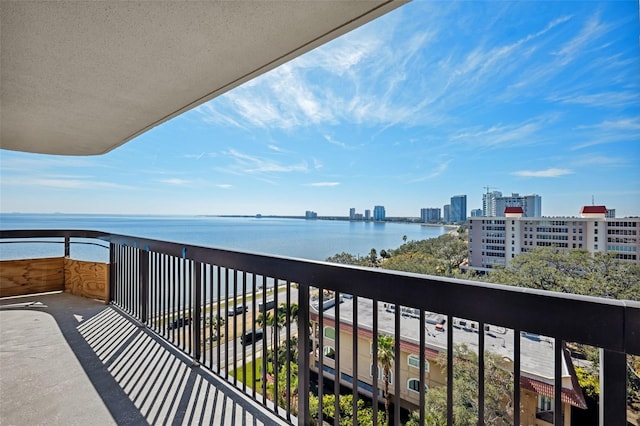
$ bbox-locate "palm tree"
[377,334,395,425]
[205,314,225,345]
[288,303,299,328]
[255,311,272,335]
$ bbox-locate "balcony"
[1,229,639,425]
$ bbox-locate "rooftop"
[314,296,565,381]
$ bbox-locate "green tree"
[485,248,640,301]
[326,251,365,265]
[308,393,384,426]
[407,344,513,426]
[205,314,225,344]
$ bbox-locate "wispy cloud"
[553,13,610,66]
[512,168,574,178]
[571,118,640,149]
[450,120,543,148]
[216,184,232,189]
[323,134,357,150]
[306,182,340,187]
[158,178,191,185]
[547,91,639,109]
[219,149,309,175]
[408,159,451,183]
[183,152,218,160]
[1,176,134,190]
[570,154,628,167]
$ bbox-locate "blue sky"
[1,1,639,217]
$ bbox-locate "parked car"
[227,305,247,316]
[241,329,263,346]
[168,316,192,330]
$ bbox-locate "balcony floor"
[0,292,287,426]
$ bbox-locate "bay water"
[0,213,449,262]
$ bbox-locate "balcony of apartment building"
[1,2,639,425]
[1,230,638,425]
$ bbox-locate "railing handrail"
[1,228,638,356]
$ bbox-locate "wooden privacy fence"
[0,257,109,301]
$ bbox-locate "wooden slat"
[0,257,65,297]
[64,258,109,301]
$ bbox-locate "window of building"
[538,395,553,412]
[407,378,428,394]
[323,327,335,340]
[323,346,336,360]
[407,354,430,372]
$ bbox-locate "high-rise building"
[349,208,356,220]
[443,204,451,223]
[305,210,317,219]
[494,193,541,217]
[373,205,386,221]
[606,208,616,218]
[467,205,639,270]
[482,191,502,216]
[364,209,371,221]
[450,195,467,223]
[470,208,482,217]
[420,208,441,222]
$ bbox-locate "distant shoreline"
[1,212,461,228]
[212,214,459,226]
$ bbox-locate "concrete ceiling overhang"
[0,1,407,156]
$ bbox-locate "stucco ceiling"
[0,1,406,156]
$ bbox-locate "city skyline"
[1,1,639,217]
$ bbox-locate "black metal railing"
[1,229,638,426]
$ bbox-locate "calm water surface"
[0,213,450,262]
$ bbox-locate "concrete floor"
[0,292,289,426]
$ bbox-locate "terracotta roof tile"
[520,377,587,409]
[580,205,607,214]
[504,207,524,214]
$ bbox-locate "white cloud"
[220,149,309,175]
[1,176,134,190]
[216,184,232,189]
[512,168,574,178]
[571,118,640,149]
[408,160,451,183]
[306,182,340,187]
[159,178,190,185]
[450,120,543,148]
[571,155,627,167]
[548,91,638,108]
[553,14,609,66]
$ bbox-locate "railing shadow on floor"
[0,292,287,426]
